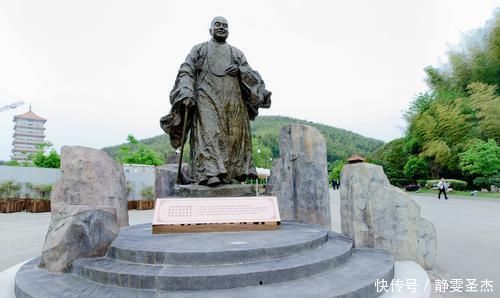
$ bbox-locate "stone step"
[16,249,393,298]
[72,233,353,290]
[15,258,156,298]
[159,249,395,298]
[108,222,330,265]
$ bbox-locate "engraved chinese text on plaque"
[152,196,280,233]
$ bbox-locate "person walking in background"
[438,177,448,200]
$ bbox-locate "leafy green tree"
[252,138,273,169]
[117,134,164,166]
[373,11,500,185]
[404,156,429,181]
[328,160,344,181]
[370,138,409,182]
[459,139,500,177]
[467,83,500,142]
[425,11,500,95]
[5,160,20,166]
[30,142,61,168]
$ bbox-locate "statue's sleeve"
[169,45,202,106]
[235,50,272,120]
[160,45,202,148]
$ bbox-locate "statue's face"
[210,17,229,42]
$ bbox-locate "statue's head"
[209,16,229,42]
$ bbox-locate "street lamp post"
[256,148,261,196]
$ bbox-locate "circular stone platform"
[15,222,394,298]
[108,222,329,265]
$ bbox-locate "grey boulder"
[155,162,190,198]
[340,163,437,269]
[39,205,119,272]
[51,146,129,227]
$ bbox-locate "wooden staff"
[176,106,190,184]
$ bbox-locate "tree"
[117,134,164,166]
[252,138,273,169]
[370,138,409,182]
[328,160,344,181]
[404,156,429,181]
[459,139,500,177]
[373,11,500,184]
[4,160,20,166]
[467,83,500,142]
[425,11,500,95]
[30,142,61,168]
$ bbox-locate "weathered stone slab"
[340,163,437,269]
[39,205,119,272]
[173,183,255,197]
[267,125,331,229]
[51,146,129,227]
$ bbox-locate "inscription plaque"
[152,196,280,233]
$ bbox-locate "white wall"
[0,164,155,200]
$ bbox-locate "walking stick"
[176,106,190,184]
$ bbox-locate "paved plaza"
[1,191,499,297]
[330,191,500,298]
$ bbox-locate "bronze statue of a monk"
[160,16,271,187]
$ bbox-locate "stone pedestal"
[173,183,256,198]
[16,222,394,298]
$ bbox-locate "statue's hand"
[225,64,239,76]
[182,98,195,109]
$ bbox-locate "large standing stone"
[268,125,331,229]
[155,162,190,198]
[39,205,119,272]
[51,146,129,227]
[340,163,437,269]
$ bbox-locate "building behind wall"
[11,107,47,163]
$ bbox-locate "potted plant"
[137,186,155,210]
[26,184,52,213]
[126,182,137,210]
[0,180,23,213]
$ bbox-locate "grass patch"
[410,188,500,199]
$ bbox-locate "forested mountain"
[371,11,500,188]
[250,116,383,162]
[103,115,384,168]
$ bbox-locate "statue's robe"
[160,39,271,184]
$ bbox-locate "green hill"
[250,116,384,162]
[102,115,384,165]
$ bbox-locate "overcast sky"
[0,0,498,160]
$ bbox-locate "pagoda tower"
[11,106,47,163]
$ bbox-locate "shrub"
[405,184,420,191]
[417,179,427,187]
[0,180,21,199]
[140,186,155,200]
[425,179,468,190]
[473,175,500,189]
[31,184,52,200]
[390,178,409,188]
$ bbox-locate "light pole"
[256,148,261,196]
